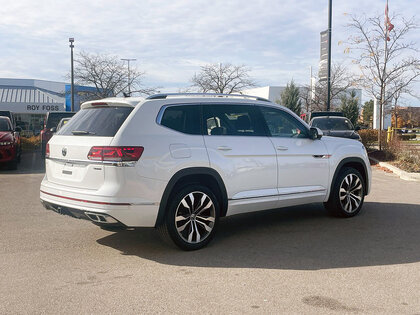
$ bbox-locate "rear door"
[202,103,278,215]
[46,105,133,190]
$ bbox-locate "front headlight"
[0,142,13,146]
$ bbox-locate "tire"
[324,167,365,218]
[41,143,45,158]
[8,159,18,170]
[17,146,21,163]
[158,184,220,251]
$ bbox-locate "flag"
[385,0,394,41]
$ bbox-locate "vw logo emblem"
[62,147,67,157]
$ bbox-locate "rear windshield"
[46,113,75,129]
[57,106,133,137]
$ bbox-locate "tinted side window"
[58,107,133,137]
[160,105,201,135]
[203,104,266,136]
[259,106,308,138]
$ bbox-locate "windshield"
[58,106,133,137]
[0,118,11,131]
[46,113,75,129]
[311,117,354,131]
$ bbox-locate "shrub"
[393,149,420,173]
[358,129,378,151]
[21,135,41,152]
[383,137,420,172]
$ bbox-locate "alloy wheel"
[175,191,216,244]
[339,174,363,213]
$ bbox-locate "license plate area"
[46,159,105,190]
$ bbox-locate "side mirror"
[355,126,361,131]
[50,127,57,133]
[310,127,323,140]
[15,126,22,132]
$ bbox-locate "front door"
[259,106,330,207]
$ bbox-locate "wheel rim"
[339,174,363,213]
[175,191,216,244]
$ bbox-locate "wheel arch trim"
[155,167,228,227]
[330,157,369,199]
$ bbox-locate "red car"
[40,112,75,157]
[0,116,21,169]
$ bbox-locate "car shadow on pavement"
[0,151,45,174]
[96,201,420,270]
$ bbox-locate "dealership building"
[0,78,93,134]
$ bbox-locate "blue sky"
[0,0,419,105]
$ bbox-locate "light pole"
[326,0,332,111]
[69,38,75,112]
[121,58,136,96]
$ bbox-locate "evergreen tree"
[277,80,302,115]
[362,100,374,127]
[340,91,359,126]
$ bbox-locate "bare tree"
[301,62,358,112]
[388,78,413,128]
[191,63,256,94]
[399,107,420,128]
[73,51,156,99]
[346,14,420,149]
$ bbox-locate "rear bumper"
[40,178,164,227]
[41,199,126,228]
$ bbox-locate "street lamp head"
[69,38,74,43]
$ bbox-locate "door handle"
[276,146,288,151]
[217,146,232,151]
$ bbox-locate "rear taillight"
[45,143,50,158]
[87,146,144,162]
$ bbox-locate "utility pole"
[380,0,393,150]
[121,58,136,96]
[309,66,313,114]
[326,0,333,111]
[69,38,75,112]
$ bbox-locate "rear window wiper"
[71,130,96,135]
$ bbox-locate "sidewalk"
[370,156,420,182]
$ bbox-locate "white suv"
[40,93,371,250]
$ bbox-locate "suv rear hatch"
[45,103,134,190]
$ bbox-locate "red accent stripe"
[40,190,131,206]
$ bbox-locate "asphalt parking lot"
[1,153,419,314]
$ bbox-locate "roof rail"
[146,93,270,102]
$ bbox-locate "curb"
[369,157,420,182]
